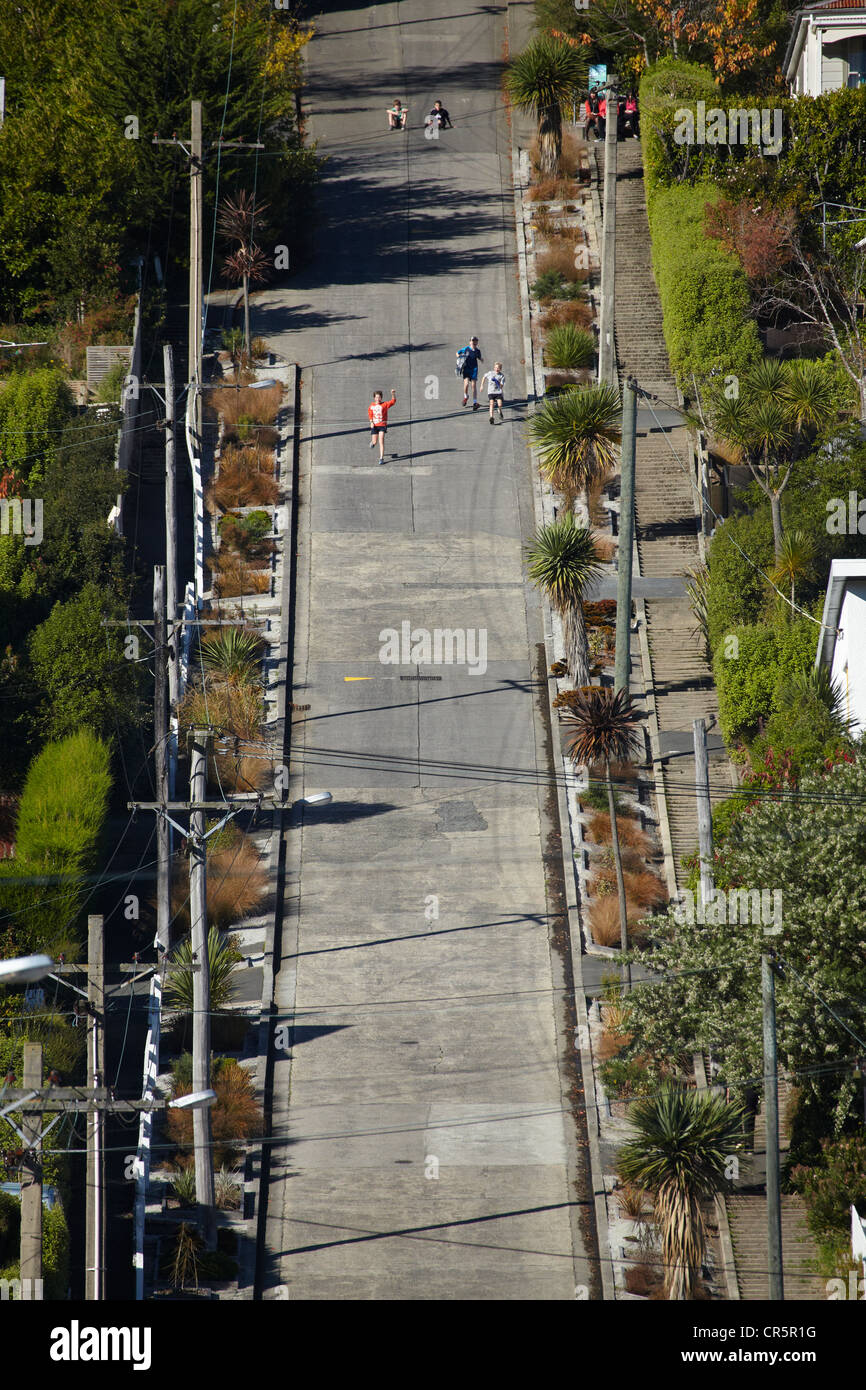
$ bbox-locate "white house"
[784,0,866,95]
[815,558,866,735]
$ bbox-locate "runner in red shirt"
[368,389,396,464]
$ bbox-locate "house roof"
[784,0,866,78]
[816,559,866,670]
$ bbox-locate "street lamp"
[298,792,332,807]
[0,955,53,985]
[168,1089,218,1110]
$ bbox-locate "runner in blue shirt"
[457,337,483,408]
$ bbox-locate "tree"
[28,582,142,741]
[618,1085,744,1299]
[711,357,836,558]
[768,529,815,610]
[525,383,621,496]
[624,749,866,1134]
[217,191,272,358]
[563,688,641,975]
[0,369,75,488]
[525,515,604,687]
[165,927,241,1014]
[759,222,866,425]
[503,36,586,178]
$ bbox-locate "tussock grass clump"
[212,555,271,598]
[541,301,594,331]
[537,245,589,285]
[208,384,282,427]
[211,446,279,510]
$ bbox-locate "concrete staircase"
[724,1085,825,1300]
[599,136,728,880]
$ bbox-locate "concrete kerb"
[242,362,302,1299]
[511,138,615,1303]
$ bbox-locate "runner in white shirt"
[479,363,505,423]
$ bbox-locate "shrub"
[586,812,651,854]
[0,368,76,487]
[171,831,267,933]
[200,627,264,684]
[178,682,263,742]
[208,384,283,429]
[589,896,645,947]
[218,509,273,560]
[713,619,817,744]
[531,269,568,301]
[211,448,278,510]
[29,583,142,742]
[545,324,595,369]
[14,732,111,870]
[541,301,593,331]
[165,926,242,1013]
[790,1136,866,1277]
[601,1053,655,1099]
[215,1165,243,1211]
[536,245,588,285]
[583,600,617,626]
[167,1058,263,1166]
[212,556,271,598]
[706,511,775,655]
[170,1165,197,1207]
[646,182,762,395]
[580,782,628,814]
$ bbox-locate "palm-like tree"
[166,925,241,1013]
[200,627,264,685]
[712,357,836,560]
[217,190,272,358]
[562,687,640,976]
[768,529,815,609]
[526,514,605,686]
[618,1085,744,1300]
[504,36,586,177]
[525,383,621,496]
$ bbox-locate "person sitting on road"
[427,99,453,129]
[387,99,408,130]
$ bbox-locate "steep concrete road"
[255,0,595,1299]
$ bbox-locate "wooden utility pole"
[693,717,714,916]
[85,914,105,1300]
[189,100,203,406]
[19,1042,42,1288]
[154,569,171,956]
[163,345,179,714]
[189,728,216,1247]
[762,953,784,1300]
[598,80,619,387]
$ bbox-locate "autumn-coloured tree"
[704,199,795,283]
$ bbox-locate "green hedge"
[713,619,817,744]
[706,511,775,655]
[15,731,111,870]
[645,181,762,394]
[0,732,111,956]
[0,1199,69,1299]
